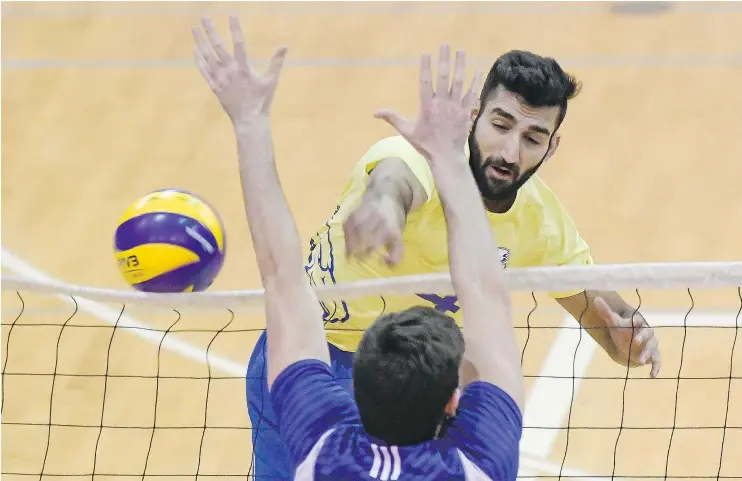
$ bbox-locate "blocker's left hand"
[595,297,661,378]
[192,14,287,124]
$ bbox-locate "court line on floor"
[522,314,598,458]
[521,306,741,479]
[4,52,742,70]
[0,2,608,17]
[0,247,626,479]
[1,247,247,377]
[2,1,742,18]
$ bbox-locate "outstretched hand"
[375,44,483,164]
[193,14,288,124]
[594,297,662,378]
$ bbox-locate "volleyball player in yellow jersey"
[246,48,662,479]
[309,136,591,351]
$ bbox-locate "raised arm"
[343,156,427,265]
[192,16,329,388]
[375,46,525,411]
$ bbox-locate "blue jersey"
[271,359,523,480]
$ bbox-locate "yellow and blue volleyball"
[114,189,226,293]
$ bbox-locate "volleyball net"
[2,261,742,480]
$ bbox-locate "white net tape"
[3,261,742,308]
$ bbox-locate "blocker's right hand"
[343,192,406,267]
[374,45,482,165]
[192,14,287,124]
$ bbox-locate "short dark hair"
[481,50,581,130]
[353,306,465,445]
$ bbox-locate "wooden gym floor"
[2,2,742,479]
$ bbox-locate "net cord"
[2,262,742,308]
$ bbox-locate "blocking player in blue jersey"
[193,15,525,480]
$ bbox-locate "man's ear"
[544,133,561,162]
[470,107,479,121]
[444,388,461,417]
[468,107,479,133]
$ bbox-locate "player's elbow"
[262,269,309,300]
[368,157,428,212]
[259,250,305,285]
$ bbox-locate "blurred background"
[3,1,741,292]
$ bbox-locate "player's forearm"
[365,158,426,216]
[432,157,523,405]
[595,290,636,319]
[558,290,642,367]
[431,159,511,344]
[233,118,331,380]
[589,290,644,367]
[431,159,506,305]
[233,118,304,283]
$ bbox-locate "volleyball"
[114,189,226,293]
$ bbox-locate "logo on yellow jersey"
[305,202,512,323]
[498,247,511,268]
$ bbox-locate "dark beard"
[467,130,544,204]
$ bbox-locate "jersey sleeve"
[443,382,523,480]
[271,359,361,467]
[348,135,436,202]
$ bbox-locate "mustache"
[483,157,519,177]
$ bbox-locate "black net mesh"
[2,285,741,480]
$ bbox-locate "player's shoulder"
[519,174,562,205]
[437,381,522,480]
[455,381,523,429]
[355,135,437,202]
[362,135,422,157]
[515,174,572,218]
[354,135,424,170]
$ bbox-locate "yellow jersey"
[304,136,593,352]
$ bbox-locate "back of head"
[482,50,581,129]
[353,306,465,446]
